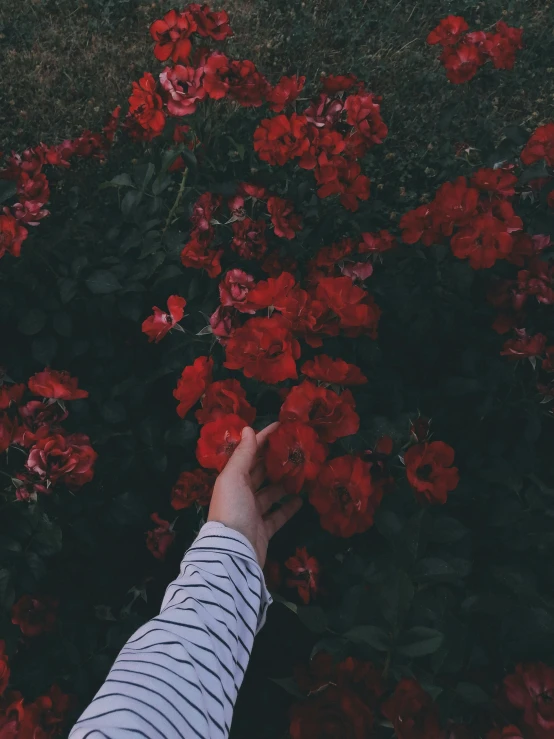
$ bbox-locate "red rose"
[290,685,374,739]
[26,433,97,489]
[0,642,9,696]
[16,172,50,207]
[171,468,215,510]
[315,276,381,339]
[0,383,25,409]
[128,72,166,139]
[404,441,459,505]
[265,422,327,495]
[471,167,517,197]
[181,232,224,278]
[219,269,257,313]
[196,414,247,471]
[28,368,88,400]
[146,513,175,561]
[230,218,267,259]
[202,51,231,99]
[451,214,513,269]
[344,93,388,148]
[261,250,298,277]
[150,9,196,63]
[209,306,239,342]
[409,416,431,443]
[247,272,296,312]
[504,663,554,738]
[0,413,15,455]
[224,315,301,383]
[301,356,367,386]
[0,211,28,258]
[15,400,68,448]
[142,295,186,343]
[191,192,222,231]
[517,259,554,305]
[314,154,371,212]
[427,15,469,46]
[253,114,310,166]
[159,65,205,116]
[173,356,213,419]
[279,381,359,443]
[440,41,484,84]
[267,197,302,240]
[188,3,232,40]
[12,199,49,226]
[309,455,381,537]
[320,73,361,93]
[358,230,397,254]
[227,60,269,107]
[432,177,479,234]
[381,679,443,739]
[521,123,554,167]
[285,547,320,605]
[11,595,58,637]
[400,204,435,246]
[501,330,547,361]
[483,21,523,70]
[195,379,256,426]
[267,75,306,112]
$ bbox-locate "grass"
[1,0,554,195]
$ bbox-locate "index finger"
[255,421,279,449]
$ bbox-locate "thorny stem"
[163,167,188,233]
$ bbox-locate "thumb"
[225,426,257,475]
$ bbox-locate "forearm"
[69,522,271,739]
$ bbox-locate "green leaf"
[429,516,468,544]
[0,569,14,609]
[32,335,58,365]
[455,682,490,706]
[397,627,444,657]
[53,312,73,338]
[86,270,122,294]
[0,181,17,204]
[270,677,304,699]
[111,173,134,187]
[519,160,549,184]
[59,278,78,304]
[30,517,62,557]
[18,309,46,335]
[101,401,127,424]
[414,558,461,582]
[164,421,198,447]
[297,606,328,634]
[344,625,390,651]
[121,190,143,218]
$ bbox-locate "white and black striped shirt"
[69,522,271,739]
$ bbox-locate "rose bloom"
[181,231,223,278]
[487,728,524,739]
[261,250,298,277]
[29,367,88,401]
[471,167,517,198]
[173,356,213,419]
[12,199,50,226]
[358,230,397,254]
[265,422,327,495]
[191,192,222,232]
[146,513,175,561]
[253,114,310,166]
[195,379,256,426]
[0,641,9,696]
[427,15,469,46]
[26,433,97,489]
[289,684,374,739]
[159,65,206,116]
[304,94,344,129]
[171,468,215,510]
[150,9,197,63]
[230,218,267,259]
[521,123,554,167]
[247,272,296,312]
[320,73,361,93]
[400,204,436,246]
[381,679,443,739]
[501,330,547,360]
[188,3,233,40]
[279,381,359,443]
[506,233,550,268]
[128,72,166,138]
[142,295,186,343]
[404,441,459,505]
[16,172,50,206]
[309,455,381,537]
[209,306,239,342]
[15,399,68,448]
[315,276,381,339]
[0,210,28,259]
[432,177,479,234]
[301,356,367,386]
[344,93,388,148]
[11,595,58,637]
[196,413,248,471]
[0,413,15,455]
[267,196,302,240]
[0,382,25,409]
[314,154,371,212]
[504,663,554,738]
[202,51,231,99]
[483,21,523,70]
[219,269,257,313]
[267,75,306,112]
[450,214,513,269]
[441,41,483,84]
[285,547,320,605]
[227,60,269,107]
[224,315,301,383]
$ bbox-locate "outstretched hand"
[208,423,302,567]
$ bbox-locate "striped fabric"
[69,522,271,739]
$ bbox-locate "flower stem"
[163,167,188,233]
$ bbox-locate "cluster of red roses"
[123,4,387,213]
[0,113,118,261]
[400,168,526,270]
[427,16,523,84]
[0,597,74,737]
[288,652,554,739]
[0,368,97,499]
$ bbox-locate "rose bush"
[0,5,553,738]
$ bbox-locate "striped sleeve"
[69,522,272,739]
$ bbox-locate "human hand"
[208,423,302,567]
